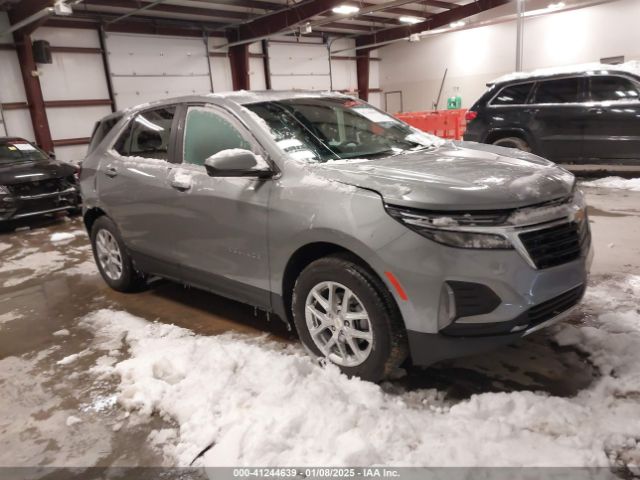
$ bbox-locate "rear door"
[167,103,273,308]
[528,76,586,163]
[97,105,183,276]
[484,81,536,141]
[582,74,640,163]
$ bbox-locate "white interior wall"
[208,37,233,93]
[329,38,358,92]
[0,12,34,140]
[32,27,111,162]
[379,0,640,112]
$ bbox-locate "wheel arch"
[83,206,107,234]
[278,241,395,325]
[485,128,535,149]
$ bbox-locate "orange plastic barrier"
[395,109,468,140]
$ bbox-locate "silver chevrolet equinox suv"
[81,91,592,382]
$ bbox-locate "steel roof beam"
[355,0,511,48]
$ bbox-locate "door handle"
[588,107,604,115]
[104,165,118,178]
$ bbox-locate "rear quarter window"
[88,115,122,153]
[490,82,534,106]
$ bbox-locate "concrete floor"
[0,186,638,467]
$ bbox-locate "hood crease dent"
[310,142,574,211]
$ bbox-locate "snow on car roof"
[118,91,354,116]
[207,89,351,104]
[489,61,640,85]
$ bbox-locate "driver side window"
[114,106,175,160]
[183,106,252,166]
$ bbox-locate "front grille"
[8,178,69,197]
[527,284,585,327]
[519,218,590,269]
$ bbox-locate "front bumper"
[407,284,585,366]
[0,186,81,221]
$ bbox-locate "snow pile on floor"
[581,176,640,192]
[80,276,640,468]
[0,311,21,326]
[50,232,76,243]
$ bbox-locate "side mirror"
[204,149,273,178]
[48,151,56,160]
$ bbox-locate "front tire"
[90,216,145,292]
[492,136,531,152]
[292,255,408,382]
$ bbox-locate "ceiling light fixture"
[449,20,466,28]
[332,4,360,14]
[547,1,566,10]
[399,16,423,24]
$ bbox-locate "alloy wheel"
[95,229,123,281]
[305,281,374,367]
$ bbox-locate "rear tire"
[90,216,146,292]
[492,136,531,152]
[292,254,408,382]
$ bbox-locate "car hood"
[0,159,75,186]
[312,141,575,210]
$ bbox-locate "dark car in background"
[463,63,640,165]
[0,137,81,223]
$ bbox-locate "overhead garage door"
[105,32,211,110]
[268,40,330,91]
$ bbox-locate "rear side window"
[182,106,252,166]
[491,83,534,105]
[114,107,175,160]
[533,78,581,104]
[88,115,122,154]
[589,76,640,102]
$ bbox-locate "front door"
[582,74,640,164]
[168,104,272,309]
[97,105,183,277]
[528,76,586,163]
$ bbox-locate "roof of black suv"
[488,61,640,86]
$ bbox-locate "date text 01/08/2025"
[232,468,401,478]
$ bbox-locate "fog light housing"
[438,283,456,330]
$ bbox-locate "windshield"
[244,97,443,162]
[0,139,49,164]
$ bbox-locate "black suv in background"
[463,63,640,165]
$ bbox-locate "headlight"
[386,205,513,250]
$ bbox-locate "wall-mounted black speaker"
[32,40,52,64]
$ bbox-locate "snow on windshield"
[243,98,442,163]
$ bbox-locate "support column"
[229,44,250,91]
[515,0,525,72]
[261,39,272,90]
[356,49,370,102]
[15,33,53,152]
